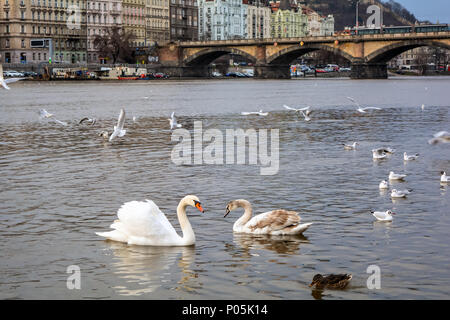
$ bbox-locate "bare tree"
[93,27,136,64]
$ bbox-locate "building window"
[5,39,10,48]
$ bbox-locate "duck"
[441,171,450,183]
[309,274,352,289]
[379,180,389,190]
[389,171,407,181]
[371,210,395,222]
[96,195,205,246]
[224,199,312,235]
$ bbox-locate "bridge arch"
[266,43,355,65]
[366,39,450,63]
[184,47,257,66]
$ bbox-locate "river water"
[0,77,449,299]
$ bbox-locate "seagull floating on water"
[441,171,450,183]
[241,110,268,116]
[109,108,126,142]
[38,109,68,126]
[343,142,358,150]
[379,180,389,189]
[374,147,395,154]
[372,150,387,160]
[99,131,109,140]
[389,171,407,181]
[429,131,450,145]
[371,210,395,222]
[403,152,419,161]
[391,189,411,198]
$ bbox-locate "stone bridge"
[157,31,450,79]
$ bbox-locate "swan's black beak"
[224,208,230,218]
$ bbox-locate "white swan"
[224,199,312,235]
[96,195,205,246]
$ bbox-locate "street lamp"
[356,0,361,35]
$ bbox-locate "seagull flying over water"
[371,210,395,222]
[300,110,311,122]
[346,97,381,113]
[1,77,25,90]
[79,117,97,126]
[109,108,126,142]
[168,112,182,129]
[429,131,450,145]
[241,110,268,116]
[283,105,311,113]
[38,109,68,126]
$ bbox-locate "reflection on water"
[108,242,197,296]
[0,78,449,299]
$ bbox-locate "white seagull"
[343,142,358,150]
[300,110,311,122]
[371,210,395,222]
[347,96,382,113]
[283,105,311,114]
[429,131,450,145]
[421,104,425,111]
[391,189,411,198]
[79,117,97,126]
[379,180,389,190]
[168,112,182,129]
[374,147,395,154]
[109,108,127,142]
[403,152,419,161]
[241,110,268,116]
[389,171,407,181]
[38,109,68,126]
[372,149,387,160]
[441,171,450,183]
[0,65,25,90]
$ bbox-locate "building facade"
[198,0,247,41]
[0,0,88,64]
[246,0,270,39]
[123,0,146,47]
[270,0,307,38]
[87,0,122,63]
[145,0,169,46]
[170,0,198,41]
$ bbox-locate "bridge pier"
[350,63,388,79]
[254,64,291,79]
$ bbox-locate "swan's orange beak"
[195,202,205,213]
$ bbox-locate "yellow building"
[123,0,146,47]
[146,0,169,46]
[270,0,308,38]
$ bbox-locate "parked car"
[4,70,24,77]
[326,64,340,72]
[23,71,38,77]
[339,67,352,72]
[315,68,328,73]
[154,72,169,79]
[211,71,222,77]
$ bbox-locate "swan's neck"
[177,201,195,244]
[234,200,253,228]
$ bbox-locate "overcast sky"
[392,0,450,23]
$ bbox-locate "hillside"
[302,0,418,31]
